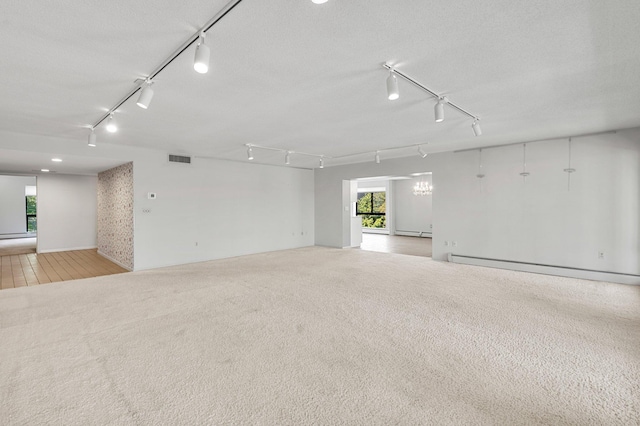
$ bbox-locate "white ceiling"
[1,0,640,174]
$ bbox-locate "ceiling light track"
[383,63,480,123]
[89,0,245,131]
[245,143,329,160]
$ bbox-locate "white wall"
[393,176,432,235]
[0,175,36,235]
[315,127,640,282]
[433,129,640,276]
[133,152,314,270]
[37,174,97,252]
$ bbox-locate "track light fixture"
[418,146,428,158]
[375,151,381,164]
[319,157,324,169]
[434,97,447,123]
[88,129,97,147]
[386,72,399,101]
[105,114,117,133]
[472,120,482,137]
[194,33,210,74]
[136,79,154,109]
[285,151,291,165]
[246,146,254,160]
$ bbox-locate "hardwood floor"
[360,233,432,257]
[0,249,129,290]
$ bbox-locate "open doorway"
[0,175,37,256]
[352,174,433,258]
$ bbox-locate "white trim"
[97,251,133,271]
[448,254,640,286]
[38,245,97,253]
[362,228,388,235]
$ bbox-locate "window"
[26,195,37,232]
[356,191,386,229]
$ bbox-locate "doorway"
[0,175,37,256]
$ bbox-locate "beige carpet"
[0,237,36,256]
[0,247,638,425]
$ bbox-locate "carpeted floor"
[0,247,638,425]
[0,237,36,256]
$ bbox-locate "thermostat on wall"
[147,192,157,199]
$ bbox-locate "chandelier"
[413,181,432,196]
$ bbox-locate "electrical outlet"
[598,251,605,259]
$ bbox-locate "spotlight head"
[386,73,399,101]
[136,81,154,109]
[285,151,291,165]
[418,146,428,158]
[472,120,482,137]
[434,98,446,123]
[105,114,117,133]
[247,146,254,160]
[194,36,210,74]
[88,129,97,147]
[375,151,381,164]
[319,158,324,169]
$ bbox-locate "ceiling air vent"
[168,154,191,164]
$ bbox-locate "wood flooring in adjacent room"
[360,233,432,257]
[0,249,129,290]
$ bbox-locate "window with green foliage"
[356,191,386,229]
[26,195,37,232]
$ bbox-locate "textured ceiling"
[1,0,640,173]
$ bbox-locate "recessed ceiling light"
[41,169,50,172]
[51,158,62,162]
[312,0,329,3]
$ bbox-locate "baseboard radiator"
[448,253,640,286]
[395,230,432,238]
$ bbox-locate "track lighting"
[319,157,324,168]
[418,146,428,158]
[435,98,447,123]
[386,72,399,101]
[136,80,154,109]
[105,114,117,133]
[472,120,482,137]
[194,33,210,74]
[375,151,380,164]
[247,146,254,160]
[88,129,97,147]
[285,151,291,165]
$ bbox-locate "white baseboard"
[97,251,133,271]
[448,253,640,285]
[38,246,97,254]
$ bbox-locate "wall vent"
[168,154,191,164]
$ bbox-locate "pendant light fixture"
[193,33,210,74]
[88,128,97,147]
[519,144,530,182]
[563,138,576,191]
[386,72,399,101]
[105,113,117,133]
[136,79,154,109]
[412,180,432,196]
